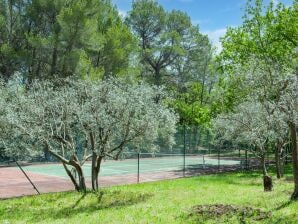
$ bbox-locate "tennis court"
[20,154,240,178]
[0,154,241,198]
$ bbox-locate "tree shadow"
[274,200,293,211]
[12,190,153,223]
[185,164,294,188]
[72,192,88,208]
[181,165,263,186]
[56,191,151,217]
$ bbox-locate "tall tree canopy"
[127,0,216,136]
[126,0,211,87]
[0,0,136,82]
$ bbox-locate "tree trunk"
[62,162,86,192]
[27,48,36,86]
[69,160,86,192]
[280,154,285,177]
[77,167,86,192]
[261,155,273,192]
[290,121,298,200]
[200,58,208,105]
[50,37,58,76]
[154,67,161,86]
[91,152,97,191]
[47,148,86,192]
[275,146,283,179]
[95,157,102,190]
[62,163,80,191]
[91,154,102,191]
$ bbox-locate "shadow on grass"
[274,200,293,211]
[187,164,294,188]
[186,169,263,187]
[49,190,152,222]
[72,192,88,208]
[2,190,153,223]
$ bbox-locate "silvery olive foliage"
[0,77,41,160]
[214,59,297,152]
[214,101,288,158]
[213,59,297,188]
[0,77,178,191]
[278,73,298,124]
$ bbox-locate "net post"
[240,148,243,170]
[248,149,251,169]
[285,143,288,165]
[208,141,211,155]
[137,153,140,183]
[183,153,186,177]
[218,145,220,172]
[15,160,40,195]
[245,149,248,170]
[183,124,186,177]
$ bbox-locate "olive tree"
[215,52,297,182]
[278,73,298,199]
[0,79,41,161]
[218,0,298,198]
[214,100,288,191]
[3,78,177,192]
[75,79,177,190]
[3,79,89,191]
[241,61,298,194]
[0,81,10,160]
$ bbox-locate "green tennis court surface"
[18,155,240,179]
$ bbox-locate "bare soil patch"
[190,204,271,221]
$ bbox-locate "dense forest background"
[0,0,216,126]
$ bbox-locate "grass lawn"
[1,167,298,224]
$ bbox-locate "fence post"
[208,142,211,155]
[239,149,242,169]
[248,150,251,169]
[245,150,248,170]
[218,145,220,172]
[137,153,140,183]
[183,153,186,177]
[183,124,186,177]
[285,143,289,165]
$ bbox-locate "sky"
[112,0,294,51]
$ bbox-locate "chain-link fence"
[0,125,291,199]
